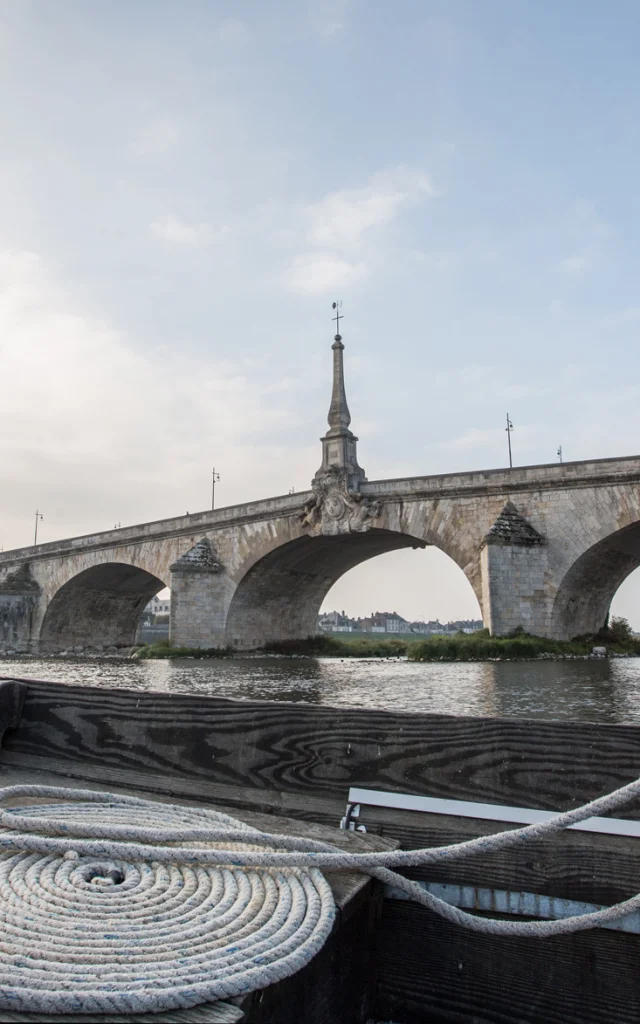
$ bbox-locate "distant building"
[409,620,441,634]
[374,611,410,633]
[447,619,483,634]
[317,609,483,636]
[358,617,386,633]
[356,611,411,633]
[144,594,171,621]
[317,610,356,632]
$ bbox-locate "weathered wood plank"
[364,803,640,1020]
[376,900,640,1024]
[359,804,640,906]
[0,751,347,822]
[0,680,26,745]
[4,678,640,818]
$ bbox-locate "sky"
[1,0,639,626]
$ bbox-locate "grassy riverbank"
[134,641,234,660]
[264,633,590,660]
[262,635,408,657]
[132,619,640,660]
[264,619,640,660]
[407,634,588,660]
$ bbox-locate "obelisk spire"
[315,302,366,488]
[327,303,351,432]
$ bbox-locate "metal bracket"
[339,802,366,832]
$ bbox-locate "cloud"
[306,167,437,247]
[150,215,218,246]
[218,18,248,45]
[600,307,640,329]
[557,253,591,274]
[0,249,318,550]
[283,252,367,294]
[431,426,506,452]
[282,166,436,294]
[308,0,352,36]
[131,118,180,157]
[553,199,610,277]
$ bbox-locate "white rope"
[1,778,640,1013]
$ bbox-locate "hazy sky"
[1,0,639,625]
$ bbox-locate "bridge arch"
[224,526,479,648]
[39,562,167,651]
[551,520,640,639]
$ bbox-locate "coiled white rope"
[1,778,640,1014]
[0,791,335,1015]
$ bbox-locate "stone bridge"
[1,331,640,652]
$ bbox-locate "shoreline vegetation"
[134,642,234,660]
[130,618,640,661]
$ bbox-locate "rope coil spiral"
[1,777,640,1014]
[0,792,335,1015]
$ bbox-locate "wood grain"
[0,681,26,745]
[4,678,640,818]
[376,900,640,1024]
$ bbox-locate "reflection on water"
[3,656,640,723]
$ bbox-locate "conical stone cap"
[0,563,40,593]
[169,538,223,573]
[484,501,544,547]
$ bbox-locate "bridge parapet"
[0,491,309,568]
[2,455,639,569]
[364,454,640,500]
[2,452,640,651]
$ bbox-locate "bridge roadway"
[1,454,640,652]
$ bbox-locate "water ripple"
[3,656,640,722]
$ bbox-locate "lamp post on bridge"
[557,445,563,464]
[505,414,514,469]
[34,511,43,546]
[211,468,220,510]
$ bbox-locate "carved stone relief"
[300,469,381,537]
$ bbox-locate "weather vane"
[332,300,343,337]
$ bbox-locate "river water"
[2,655,640,723]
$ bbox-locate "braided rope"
[1,778,640,1013]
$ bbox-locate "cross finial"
[332,300,343,339]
